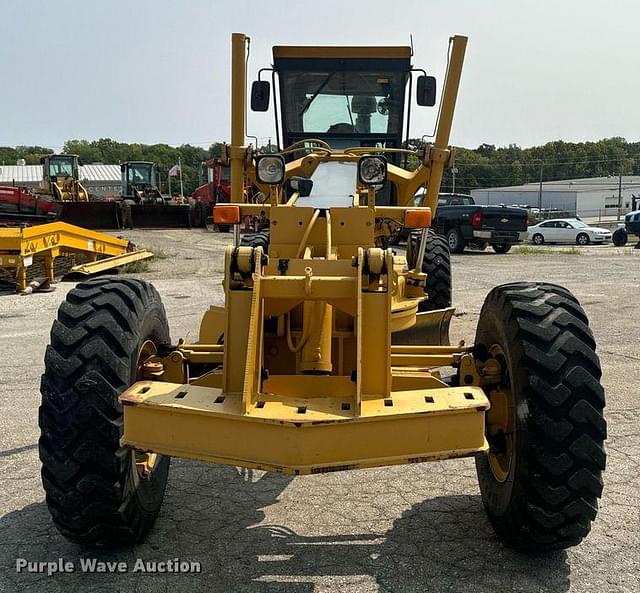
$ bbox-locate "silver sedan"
[528,218,612,245]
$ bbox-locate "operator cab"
[121,161,161,201]
[273,47,412,154]
[42,155,80,182]
[254,45,435,153]
[251,45,436,205]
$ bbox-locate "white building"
[471,176,640,218]
[0,163,121,198]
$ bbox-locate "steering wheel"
[377,98,390,116]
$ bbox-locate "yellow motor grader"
[39,33,606,552]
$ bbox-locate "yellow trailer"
[0,221,152,291]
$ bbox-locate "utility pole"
[617,169,623,221]
[538,160,544,211]
[452,166,459,193]
[178,157,184,198]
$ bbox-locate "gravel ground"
[0,228,638,593]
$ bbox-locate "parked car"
[528,218,612,245]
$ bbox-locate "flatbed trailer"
[0,222,152,292]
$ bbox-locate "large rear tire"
[241,231,270,251]
[39,278,171,545]
[409,230,452,311]
[474,282,606,552]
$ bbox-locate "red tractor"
[0,185,59,225]
[191,158,232,230]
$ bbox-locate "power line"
[457,156,640,168]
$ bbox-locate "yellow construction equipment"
[39,33,606,554]
[39,154,89,202]
[0,221,152,292]
[38,154,122,228]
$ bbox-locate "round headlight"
[358,156,387,186]
[256,155,285,185]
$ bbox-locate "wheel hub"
[133,340,161,480]
[484,344,514,482]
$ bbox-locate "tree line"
[427,137,640,193]
[0,139,225,196]
[1,136,639,196]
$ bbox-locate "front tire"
[474,282,606,552]
[39,278,171,545]
[191,200,207,228]
[612,228,628,246]
[576,233,590,246]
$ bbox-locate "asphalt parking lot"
[1,229,638,593]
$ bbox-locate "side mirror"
[288,176,313,198]
[416,75,437,107]
[251,80,270,112]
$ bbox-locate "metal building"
[0,163,121,198]
[471,176,640,219]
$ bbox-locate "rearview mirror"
[251,80,270,112]
[417,75,437,107]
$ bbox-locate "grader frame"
[117,33,494,474]
[40,31,606,553]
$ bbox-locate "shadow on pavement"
[0,460,570,593]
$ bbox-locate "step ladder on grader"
[39,33,606,553]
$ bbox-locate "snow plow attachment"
[129,203,193,229]
[58,201,123,230]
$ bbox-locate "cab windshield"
[279,69,406,140]
[49,157,75,178]
[128,164,155,186]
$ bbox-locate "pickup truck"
[414,193,529,254]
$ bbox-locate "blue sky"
[2,0,638,150]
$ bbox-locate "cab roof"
[272,46,412,60]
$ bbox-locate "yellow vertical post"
[44,254,55,283]
[16,264,27,292]
[424,35,468,212]
[230,32,248,204]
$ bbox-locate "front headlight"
[358,156,387,186]
[256,155,285,185]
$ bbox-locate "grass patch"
[151,248,169,260]
[119,258,152,274]
[513,245,582,256]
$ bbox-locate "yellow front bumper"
[120,381,489,475]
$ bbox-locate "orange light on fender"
[404,208,432,229]
[213,205,241,225]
